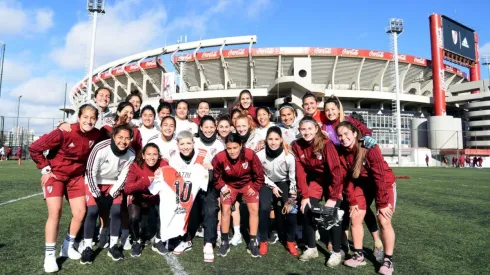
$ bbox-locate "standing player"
[255,107,275,139]
[16,146,22,165]
[29,104,101,273]
[302,92,327,126]
[174,100,198,135]
[235,114,264,151]
[256,127,298,257]
[195,115,225,159]
[229,89,258,124]
[216,115,233,145]
[193,100,211,125]
[147,116,178,161]
[292,116,344,267]
[80,124,136,264]
[337,121,397,275]
[157,99,173,121]
[138,105,160,146]
[276,98,301,145]
[103,101,142,154]
[126,90,143,123]
[212,133,265,258]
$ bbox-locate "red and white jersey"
[167,147,211,169]
[149,165,209,241]
[147,133,178,161]
[194,138,224,160]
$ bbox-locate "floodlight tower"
[0,41,5,97]
[387,18,404,166]
[87,0,106,101]
[482,56,490,79]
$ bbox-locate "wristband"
[41,166,52,175]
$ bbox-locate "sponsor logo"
[452,30,458,44]
[462,37,469,48]
[369,51,384,58]
[439,68,446,92]
[68,142,75,148]
[129,64,139,71]
[89,140,94,148]
[177,53,193,62]
[436,27,443,49]
[397,54,406,61]
[242,162,248,169]
[47,186,53,193]
[145,60,157,67]
[313,47,332,55]
[224,166,230,171]
[414,57,426,65]
[227,49,246,56]
[116,67,124,74]
[201,51,219,59]
[175,206,187,214]
[342,49,359,56]
[256,48,276,55]
[445,65,455,73]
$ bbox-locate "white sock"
[110,236,119,248]
[45,242,56,257]
[84,238,93,249]
[233,225,240,235]
[217,231,221,237]
[66,234,76,248]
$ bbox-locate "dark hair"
[114,101,133,123]
[136,143,160,167]
[299,116,326,154]
[255,106,271,117]
[125,90,142,106]
[302,91,318,103]
[266,126,282,139]
[160,115,176,128]
[157,99,173,114]
[350,112,365,124]
[113,124,134,139]
[94,87,112,98]
[78,104,99,119]
[197,100,210,110]
[279,96,297,116]
[225,132,243,146]
[234,89,254,107]
[199,115,216,127]
[231,108,244,118]
[175,100,190,119]
[141,105,156,117]
[217,114,232,125]
[336,121,365,179]
[324,95,345,121]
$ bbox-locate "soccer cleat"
[60,242,81,260]
[44,255,59,273]
[259,242,268,256]
[299,247,319,262]
[107,246,124,261]
[378,260,394,275]
[80,247,93,265]
[230,232,242,246]
[203,243,214,263]
[131,242,143,258]
[268,231,279,244]
[326,251,344,268]
[217,240,230,257]
[374,245,384,262]
[173,241,192,255]
[247,239,260,258]
[286,241,299,257]
[152,241,169,256]
[344,251,366,268]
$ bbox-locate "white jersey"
[175,118,198,136]
[85,140,135,198]
[139,125,161,146]
[167,147,211,168]
[244,130,264,151]
[277,123,300,145]
[256,122,275,140]
[147,133,178,161]
[194,138,225,160]
[149,165,209,241]
[256,149,297,194]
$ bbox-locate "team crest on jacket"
[242,162,248,169]
[89,140,94,148]
[280,161,287,169]
[47,186,53,193]
[211,148,217,156]
[315,153,322,160]
[118,160,127,171]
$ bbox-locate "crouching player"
[80,124,136,264]
[124,143,168,257]
[336,121,396,275]
[29,104,101,273]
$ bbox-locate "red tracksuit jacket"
[323,115,372,136]
[124,159,169,200]
[339,145,395,208]
[229,104,258,124]
[212,148,264,192]
[102,124,142,154]
[29,123,101,181]
[292,138,343,200]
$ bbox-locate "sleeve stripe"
[86,140,111,196]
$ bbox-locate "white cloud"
[246,0,271,18]
[0,1,54,35]
[9,75,68,105]
[2,58,32,83]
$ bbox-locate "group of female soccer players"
[30,88,397,275]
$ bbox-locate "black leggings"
[340,197,379,233]
[303,197,342,253]
[84,202,121,239]
[185,187,219,244]
[259,182,297,242]
[128,200,160,242]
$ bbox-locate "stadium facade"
[68,34,490,166]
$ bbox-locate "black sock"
[222,233,229,242]
[250,235,257,243]
[355,249,363,255]
[384,254,393,261]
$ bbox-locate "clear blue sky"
[0,0,489,131]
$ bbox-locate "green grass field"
[0,161,489,274]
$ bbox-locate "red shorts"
[127,194,159,208]
[221,185,259,205]
[350,182,376,210]
[85,184,123,207]
[43,176,85,199]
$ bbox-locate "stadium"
[67,32,489,166]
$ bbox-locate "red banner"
[223,48,249,58]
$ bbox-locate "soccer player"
[174,100,198,135]
[216,114,233,145]
[16,146,22,165]
[291,116,344,267]
[276,98,302,145]
[29,104,101,273]
[126,90,143,122]
[124,143,168,257]
[80,124,136,264]
[235,114,264,152]
[256,126,298,257]
[103,101,143,154]
[137,105,161,146]
[255,107,275,139]
[302,92,327,126]
[157,99,173,121]
[195,115,225,159]
[212,133,265,258]
[193,100,211,125]
[147,116,178,161]
[229,89,258,124]
[337,121,396,275]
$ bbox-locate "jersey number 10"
[174,181,192,203]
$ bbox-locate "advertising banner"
[441,16,476,60]
[161,72,176,102]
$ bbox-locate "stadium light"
[482,56,490,80]
[0,41,5,98]
[387,18,404,167]
[86,0,106,102]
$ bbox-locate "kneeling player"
[80,124,136,264]
[337,121,396,275]
[29,104,101,273]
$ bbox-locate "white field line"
[0,192,43,206]
[164,253,188,275]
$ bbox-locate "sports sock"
[84,238,93,249]
[355,249,363,256]
[110,236,119,248]
[233,225,240,235]
[65,234,76,248]
[221,233,229,242]
[250,235,257,243]
[384,254,393,262]
[45,243,56,257]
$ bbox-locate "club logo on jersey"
[68,142,75,148]
[300,154,305,159]
[118,160,127,171]
[280,161,287,169]
[89,140,94,148]
[170,150,177,157]
[242,162,248,169]
[315,153,322,160]
[225,166,230,171]
[211,148,217,156]
[47,186,53,193]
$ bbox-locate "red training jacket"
[124,159,169,199]
[102,124,142,154]
[212,148,264,191]
[229,104,258,124]
[291,138,342,200]
[29,123,101,181]
[339,145,395,208]
[192,116,201,126]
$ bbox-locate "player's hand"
[289,191,297,200]
[272,187,282,198]
[58,123,72,132]
[247,186,256,196]
[362,135,377,148]
[255,141,265,152]
[378,206,393,220]
[283,142,291,155]
[221,185,231,200]
[154,168,162,178]
[41,173,57,186]
[203,163,213,170]
[325,199,336,208]
[349,205,360,217]
[300,198,311,214]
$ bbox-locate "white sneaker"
[203,243,214,263]
[326,251,344,268]
[173,241,192,255]
[44,255,59,273]
[59,242,81,260]
[299,247,319,262]
[230,233,242,246]
[122,236,132,251]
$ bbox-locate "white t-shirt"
[175,118,198,136]
[147,133,178,161]
[149,165,209,241]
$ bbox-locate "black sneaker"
[248,240,260,258]
[107,246,124,261]
[80,247,93,265]
[151,241,169,256]
[268,231,279,244]
[217,240,230,257]
[131,242,143,257]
